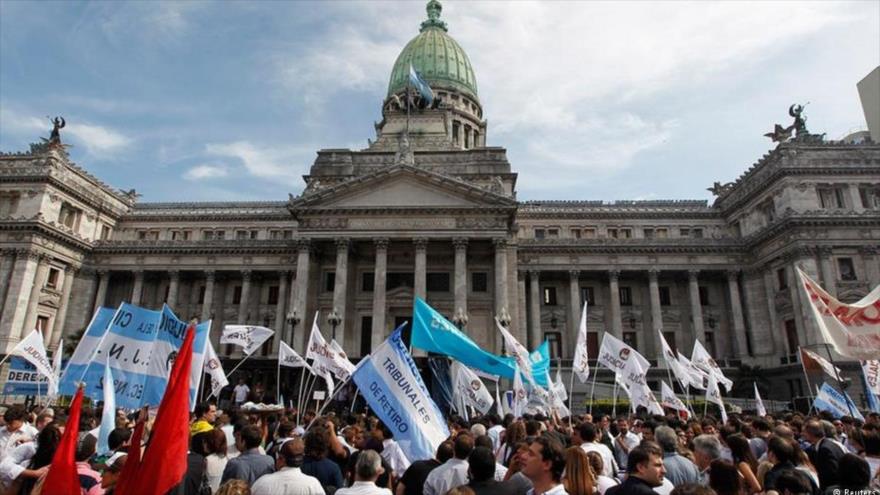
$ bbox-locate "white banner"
[797,267,880,360]
[677,352,709,390]
[451,362,493,415]
[801,347,842,378]
[495,318,535,385]
[862,360,880,396]
[597,332,650,377]
[306,314,353,383]
[553,369,568,402]
[279,341,310,369]
[661,381,689,418]
[658,331,692,389]
[48,339,63,399]
[204,342,228,398]
[12,330,56,391]
[754,383,767,417]
[221,325,274,356]
[706,373,728,424]
[692,340,733,392]
[573,304,591,383]
[512,364,527,417]
[813,382,865,421]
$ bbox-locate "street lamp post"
[452,307,469,330]
[328,308,342,341]
[498,307,511,355]
[285,309,300,343]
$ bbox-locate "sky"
[1,0,877,203]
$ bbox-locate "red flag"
[114,410,146,494]
[131,324,196,494]
[42,385,84,495]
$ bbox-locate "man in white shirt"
[233,379,251,406]
[487,415,505,453]
[336,449,392,495]
[577,422,617,478]
[424,433,473,495]
[377,423,411,476]
[252,438,325,495]
[612,418,639,476]
[521,436,568,495]
[0,407,37,463]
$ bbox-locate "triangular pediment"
[290,165,516,210]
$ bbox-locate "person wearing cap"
[252,438,324,495]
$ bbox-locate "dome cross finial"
[421,0,448,32]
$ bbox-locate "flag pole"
[798,347,818,414]
[206,354,252,401]
[822,342,856,418]
[567,364,575,424]
[276,359,282,405]
[306,375,353,430]
[296,368,308,425]
[588,361,600,414]
[611,380,618,417]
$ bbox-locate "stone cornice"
[127,201,291,221]
[0,219,93,251]
[92,239,295,255]
[517,237,744,255]
[741,210,880,249]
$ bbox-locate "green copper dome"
[387,0,479,102]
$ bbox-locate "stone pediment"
[289,165,516,213]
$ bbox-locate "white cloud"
[183,164,228,180]
[0,107,47,136]
[64,122,132,156]
[205,141,314,185]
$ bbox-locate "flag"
[658,330,691,389]
[130,325,196,494]
[678,352,709,390]
[813,382,865,421]
[692,340,733,392]
[279,341,311,370]
[573,303,590,383]
[754,383,767,417]
[618,359,662,415]
[204,341,228,398]
[862,367,880,414]
[797,267,880,360]
[451,362,494,415]
[706,373,728,424]
[352,326,448,463]
[41,386,83,495]
[115,413,145,495]
[496,317,536,385]
[59,307,114,395]
[863,360,880,396]
[10,329,56,392]
[48,339,63,399]
[143,306,211,409]
[553,369,568,402]
[512,364,527,417]
[411,298,551,386]
[660,381,689,419]
[597,332,650,378]
[307,314,355,381]
[408,64,434,106]
[800,347,842,378]
[96,364,115,455]
[221,325,274,356]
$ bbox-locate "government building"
[1,1,878,407]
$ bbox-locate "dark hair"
[191,430,214,456]
[752,418,770,432]
[280,439,305,468]
[863,429,880,456]
[768,435,795,464]
[670,483,716,495]
[194,402,213,418]
[708,459,742,495]
[533,435,566,482]
[726,434,758,472]
[30,423,63,469]
[468,447,496,482]
[240,424,262,450]
[474,434,493,450]
[206,427,227,457]
[437,440,454,463]
[453,433,474,459]
[108,427,132,451]
[76,433,97,462]
[837,453,871,489]
[578,422,597,443]
[525,420,541,436]
[774,470,813,495]
[276,421,295,439]
[3,405,26,423]
[305,425,330,458]
[627,442,662,473]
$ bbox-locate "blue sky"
[1,1,877,203]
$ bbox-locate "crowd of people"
[0,391,879,495]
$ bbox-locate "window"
[759,199,776,223]
[698,286,710,306]
[58,202,82,231]
[388,272,415,290]
[36,316,50,332]
[859,185,880,208]
[837,258,857,281]
[100,225,112,240]
[203,230,225,240]
[138,230,148,240]
[704,332,716,357]
[543,287,558,306]
[325,272,336,292]
[659,286,671,306]
[427,273,450,292]
[619,287,632,306]
[663,332,677,353]
[545,332,562,359]
[587,332,599,358]
[656,228,668,239]
[171,230,191,241]
[623,332,638,350]
[232,286,242,305]
[607,228,618,239]
[817,185,847,209]
[215,230,225,240]
[777,268,788,290]
[692,228,703,239]
[580,287,595,306]
[571,228,582,239]
[680,228,690,237]
[643,228,654,239]
[583,228,596,239]
[362,272,374,292]
[547,229,559,239]
[236,230,248,240]
[203,230,215,241]
[785,320,799,354]
[270,230,282,240]
[360,317,373,357]
[268,286,280,305]
[534,229,546,240]
[620,228,632,239]
[0,191,21,217]
[452,121,460,144]
[45,268,60,289]
[472,272,488,292]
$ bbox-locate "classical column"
[849,183,865,213]
[493,238,509,319]
[568,270,581,357]
[23,255,51,335]
[371,238,389,348]
[293,240,311,351]
[608,270,623,338]
[517,270,528,344]
[647,269,663,358]
[93,270,110,314]
[0,250,15,317]
[201,270,216,322]
[237,270,252,324]
[0,251,41,347]
[413,238,427,301]
[166,270,180,310]
[49,266,77,351]
[274,271,289,342]
[332,238,350,347]
[762,269,784,354]
[817,247,837,298]
[453,238,468,318]
[688,270,705,345]
[131,269,145,306]
[726,270,749,357]
[528,270,541,348]
[861,246,880,289]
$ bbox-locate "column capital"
[373,237,390,249]
[204,269,216,281]
[413,237,428,249]
[608,269,620,281]
[528,269,540,278]
[97,269,110,277]
[335,237,350,251]
[452,237,469,250]
[647,268,660,281]
[241,269,253,281]
[168,269,180,279]
[296,238,311,252]
[725,269,741,280]
[817,246,833,257]
[859,245,878,256]
[687,269,700,280]
[569,269,580,280]
[132,268,145,276]
[64,265,79,275]
[492,237,507,249]
[0,249,14,259]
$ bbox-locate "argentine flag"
[408,64,434,107]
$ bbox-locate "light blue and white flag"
[59,307,117,395]
[352,324,448,463]
[408,64,434,106]
[814,382,865,421]
[96,363,115,455]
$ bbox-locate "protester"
[466,446,506,495]
[578,421,617,478]
[207,427,231,493]
[521,436,567,495]
[0,406,38,463]
[561,447,594,495]
[251,438,324,495]
[101,453,126,495]
[424,433,473,495]
[707,460,742,495]
[302,425,346,491]
[192,402,218,436]
[221,424,275,485]
[613,418,640,476]
[396,441,452,495]
[75,434,104,495]
[655,425,700,486]
[234,379,252,407]
[336,450,392,495]
[606,443,666,495]
[692,435,721,485]
[802,420,844,490]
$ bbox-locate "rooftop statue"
[764,103,823,143]
[49,116,65,145]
